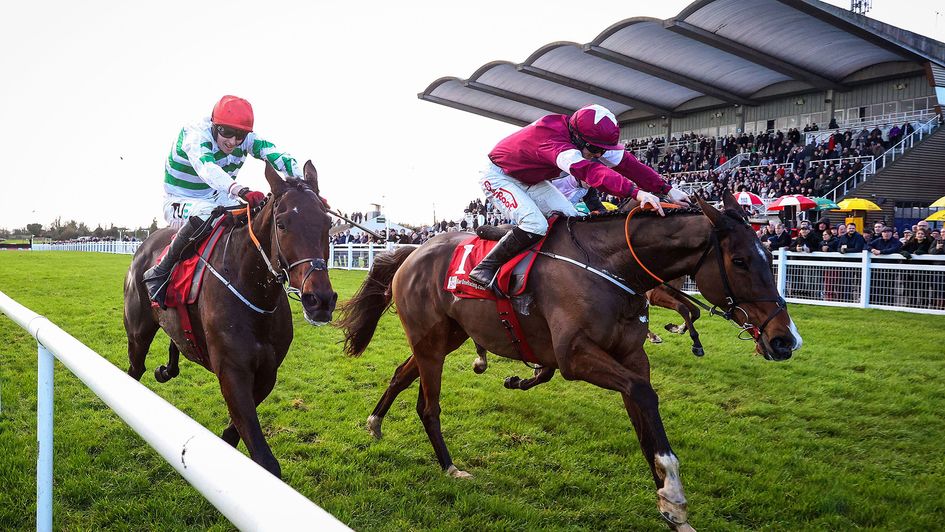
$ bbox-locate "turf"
[0,251,943,531]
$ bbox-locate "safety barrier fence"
[28,242,945,315]
[0,290,349,531]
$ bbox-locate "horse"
[336,192,801,530]
[123,162,337,478]
[645,278,704,356]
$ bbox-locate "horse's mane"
[565,204,749,227]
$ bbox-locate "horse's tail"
[337,246,417,357]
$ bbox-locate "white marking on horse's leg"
[655,453,689,526]
[788,317,803,350]
[366,414,383,439]
[446,465,473,478]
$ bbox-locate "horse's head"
[693,193,802,361]
[264,161,338,325]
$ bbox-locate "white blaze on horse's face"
[754,240,767,263]
[788,317,803,350]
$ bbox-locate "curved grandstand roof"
[420,0,945,126]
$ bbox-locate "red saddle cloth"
[444,229,551,300]
[150,218,229,363]
[443,218,558,365]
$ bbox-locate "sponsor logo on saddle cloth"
[444,217,557,299]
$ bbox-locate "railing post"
[860,250,871,309]
[347,246,353,271]
[777,247,787,296]
[37,343,54,532]
[368,244,374,270]
[328,243,334,268]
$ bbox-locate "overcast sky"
[0,0,940,231]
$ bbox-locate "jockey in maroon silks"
[468,104,691,289]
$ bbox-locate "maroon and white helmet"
[568,104,624,151]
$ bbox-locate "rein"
[623,204,786,341]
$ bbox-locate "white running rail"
[0,290,349,532]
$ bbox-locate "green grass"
[1,251,944,531]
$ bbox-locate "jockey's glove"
[666,186,691,207]
[238,187,266,209]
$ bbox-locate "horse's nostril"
[301,293,320,307]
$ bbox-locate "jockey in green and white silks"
[162,117,301,228]
[145,95,300,309]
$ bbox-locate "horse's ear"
[264,162,287,196]
[303,160,319,195]
[721,192,749,220]
[697,195,724,228]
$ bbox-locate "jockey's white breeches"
[162,193,240,229]
[479,161,578,236]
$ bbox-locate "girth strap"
[494,297,540,365]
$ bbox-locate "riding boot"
[143,216,206,309]
[468,226,542,289]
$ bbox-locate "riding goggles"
[213,124,250,142]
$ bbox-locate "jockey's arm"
[249,136,303,178]
[609,150,691,206]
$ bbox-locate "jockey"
[143,95,303,308]
[468,104,691,288]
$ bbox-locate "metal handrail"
[824,115,941,202]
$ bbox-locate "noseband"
[246,194,329,301]
[624,206,786,341]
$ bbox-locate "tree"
[149,218,159,232]
[26,223,43,236]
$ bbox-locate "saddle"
[150,214,231,362]
[444,217,558,364]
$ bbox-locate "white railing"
[824,115,941,202]
[680,248,945,315]
[0,291,349,531]
[32,241,142,254]
[26,239,945,315]
[804,108,938,145]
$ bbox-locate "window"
[884,102,898,115]
[914,97,928,111]
[901,99,914,113]
[833,109,844,123]
[870,104,884,117]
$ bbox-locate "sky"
[0,0,941,232]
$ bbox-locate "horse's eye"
[732,257,748,268]
[276,222,286,231]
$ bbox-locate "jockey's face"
[581,146,605,160]
[216,131,241,155]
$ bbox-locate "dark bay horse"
[337,193,801,530]
[645,278,703,356]
[123,162,337,477]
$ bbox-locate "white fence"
[29,241,945,315]
[679,248,945,315]
[0,290,349,531]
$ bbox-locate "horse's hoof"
[658,490,689,529]
[692,347,705,357]
[446,465,473,479]
[366,415,383,440]
[667,522,696,532]
[472,357,487,374]
[154,366,169,383]
[504,376,521,389]
[648,334,663,344]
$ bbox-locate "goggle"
[213,124,249,142]
[585,144,607,156]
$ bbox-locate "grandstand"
[419,0,944,232]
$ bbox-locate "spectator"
[900,228,932,258]
[765,223,791,250]
[931,230,945,255]
[900,228,913,244]
[868,227,903,255]
[837,223,866,254]
[790,226,819,252]
[820,230,839,252]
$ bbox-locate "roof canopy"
[420,0,945,126]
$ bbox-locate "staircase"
[823,116,944,222]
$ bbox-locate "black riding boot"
[143,216,206,309]
[468,227,542,289]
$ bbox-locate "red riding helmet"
[568,104,623,151]
[211,95,254,132]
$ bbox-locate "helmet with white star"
[568,104,624,151]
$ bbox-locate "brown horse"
[123,162,336,477]
[337,193,801,530]
[645,278,704,356]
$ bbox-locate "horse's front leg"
[557,336,693,531]
[216,357,281,478]
[504,366,555,390]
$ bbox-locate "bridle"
[245,191,329,302]
[624,204,787,342]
